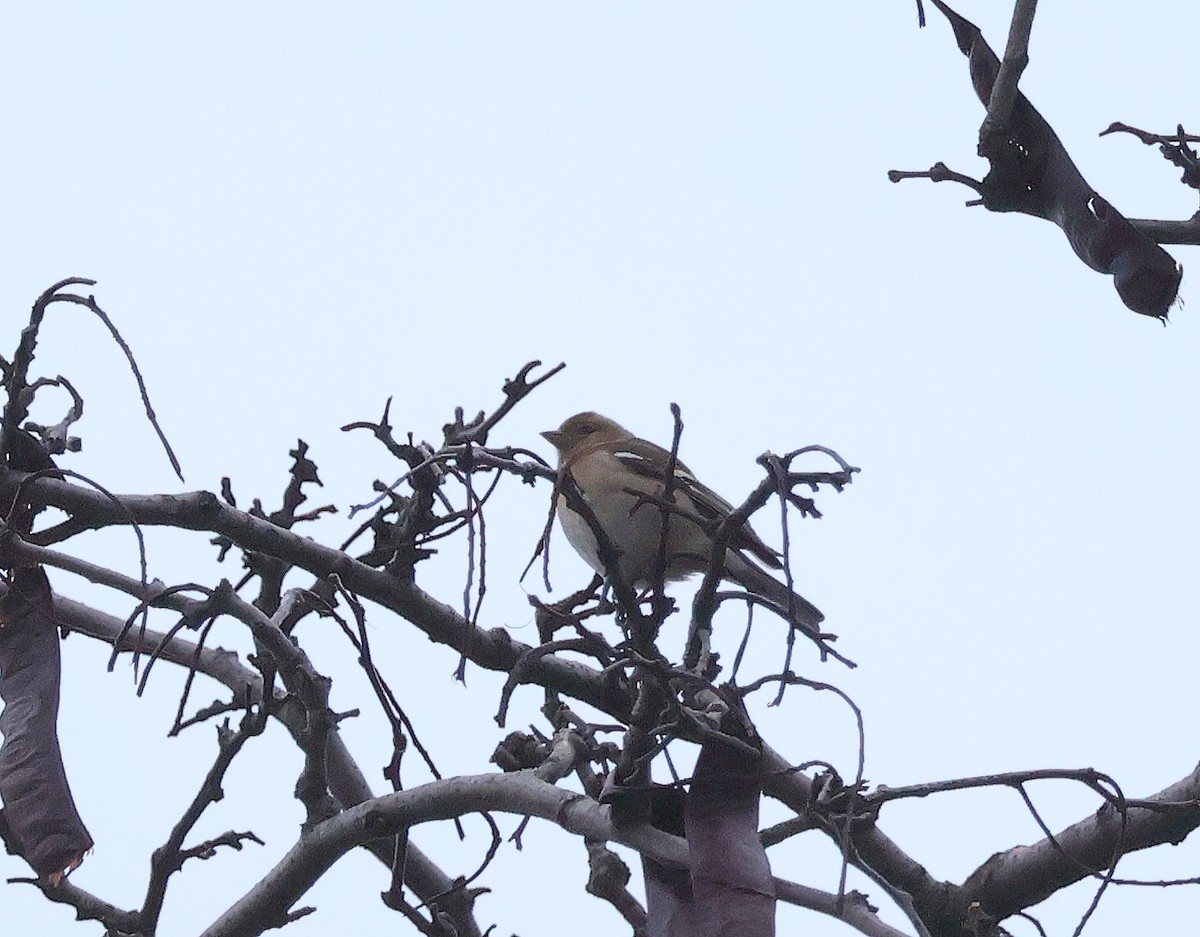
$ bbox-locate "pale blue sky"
[3,3,1199,935]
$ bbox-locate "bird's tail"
[723,552,825,632]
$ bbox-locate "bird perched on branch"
[541,411,823,630]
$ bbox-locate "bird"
[540,411,824,630]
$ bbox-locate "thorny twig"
[442,360,565,447]
[21,375,83,455]
[688,447,858,669]
[0,278,182,479]
[139,705,270,934]
[1100,121,1200,193]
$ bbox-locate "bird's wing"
[610,439,783,570]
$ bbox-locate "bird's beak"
[540,429,563,449]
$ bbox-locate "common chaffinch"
[541,411,823,629]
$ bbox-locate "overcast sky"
[3,3,1200,936]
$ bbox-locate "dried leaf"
[0,567,93,881]
[619,727,774,936]
[931,0,1182,319]
[637,786,691,937]
[684,735,774,937]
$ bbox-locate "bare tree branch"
[3,584,485,937]
[199,769,908,937]
[979,0,1039,142]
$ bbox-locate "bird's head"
[540,411,629,455]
